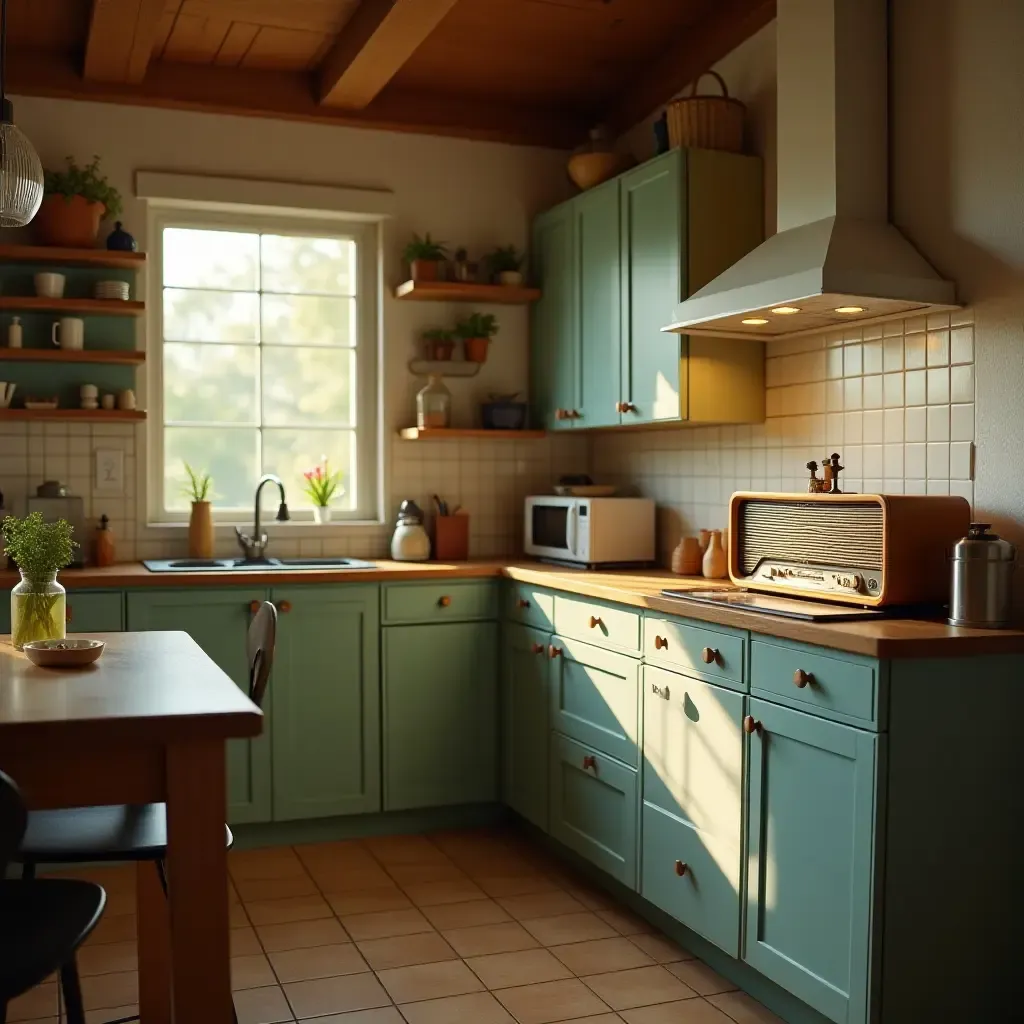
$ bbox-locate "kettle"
[390,499,431,562]
[948,524,1017,628]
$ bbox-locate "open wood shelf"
[0,409,146,423]
[398,427,546,440]
[407,358,481,378]
[0,297,145,317]
[0,244,146,270]
[394,280,541,304]
[0,348,145,365]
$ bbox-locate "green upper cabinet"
[270,585,380,821]
[126,588,271,825]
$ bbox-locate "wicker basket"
[667,70,745,153]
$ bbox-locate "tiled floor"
[13,828,784,1024]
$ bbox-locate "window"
[149,211,379,522]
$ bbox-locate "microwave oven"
[523,496,655,567]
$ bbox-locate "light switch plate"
[94,449,124,494]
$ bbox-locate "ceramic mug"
[52,318,85,350]
[0,382,15,409]
[101,394,116,410]
[34,272,66,298]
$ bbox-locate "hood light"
[834,305,865,314]
[741,317,769,325]
[771,306,801,315]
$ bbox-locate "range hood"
[664,0,957,341]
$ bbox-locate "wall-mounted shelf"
[407,359,481,378]
[0,409,146,423]
[394,280,541,304]
[0,244,147,270]
[398,427,545,441]
[0,348,145,365]
[0,297,145,317]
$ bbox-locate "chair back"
[0,770,28,873]
[247,600,278,709]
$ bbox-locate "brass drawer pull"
[438,595,451,608]
[793,669,815,688]
[674,860,688,877]
[531,642,545,655]
[276,600,292,614]
[517,598,530,609]
[582,754,597,771]
[249,600,261,614]
[701,647,719,665]
[548,645,563,659]
[743,715,762,735]
[589,615,602,629]
[654,635,668,650]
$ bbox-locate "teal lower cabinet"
[383,620,499,810]
[127,588,271,824]
[270,586,380,821]
[549,732,638,889]
[501,622,550,831]
[65,591,124,632]
[744,697,878,1024]
[641,666,743,956]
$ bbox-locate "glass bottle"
[10,570,66,649]
[416,374,451,430]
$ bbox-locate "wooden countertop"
[3,561,1022,659]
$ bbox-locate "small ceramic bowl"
[23,638,105,668]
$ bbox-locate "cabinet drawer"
[383,581,498,624]
[506,583,555,632]
[641,802,741,957]
[66,592,124,632]
[644,616,745,690]
[554,594,641,652]
[550,733,638,889]
[751,639,879,727]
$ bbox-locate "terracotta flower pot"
[188,501,214,559]
[410,258,442,282]
[464,337,490,363]
[34,195,106,248]
[426,339,455,361]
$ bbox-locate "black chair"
[0,770,106,1024]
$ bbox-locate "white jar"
[7,316,22,348]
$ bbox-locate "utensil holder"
[434,515,470,561]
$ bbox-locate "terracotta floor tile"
[85,911,136,946]
[233,953,279,991]
[230,848,308,882]
[497,891,587,921]
[6,982,57,1021]
[522,912,619,946]
[85,1004,137,1024]
[621,999,735,1023]
[398,990,515,1024]
[628,933,693,964]
[328,887,413,916]
[377,959,484,1004]
[475,875,561,898]
[80,969,139,1011]
[493,977,610,1024]
[257,917,350,953]
[313,865,396,892]
[562,885,618,912]
[365,836,447,866]
[596,908,656,936]
[584,966,698,1010]
[341,908,434,942]
[421,899,511,931]
[299,1011,403,1024]
[441,921,539,958]
[232,984,295,1024]
[245,895,333,926]
[77,938,138,975]
[401,879,487,907]
[233,926,265,957]
[270,942,369,983]
[285,972,391,1018]
[707,991,786,1024]
[294,840,376,866]
[357,932,458,971]
[236,875,320,902]
[231,902,253,928]
[466,947,573,989]
[667,961,739,996]
[386,862,468,886]
[551,937,655,976]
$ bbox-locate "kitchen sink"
[143,557,376,572]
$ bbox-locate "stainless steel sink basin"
[143,557,375,572]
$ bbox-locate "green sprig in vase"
[2,513,77,649]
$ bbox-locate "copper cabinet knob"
[548,645,563,659]
[517,598,530,609]
[582,755,597,771]
[674,860,688,877]
[438,595,451,607]
[743,715,762,735]
[793,669,814,688]
[277,600,292,614]
[249,600,261,614]
[701,647,719,665]
[570,409,581,419]
[654,635,668,650]
[531,643,545,655]
[621,402,636,414]
[555,409,568,421]
[615,401,627,413]
[589,615,602,629]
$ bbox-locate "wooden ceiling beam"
[319,0,461,109]
[84,0,169,83]
[607,0,776,134]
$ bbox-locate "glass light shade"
[0,121,44,227]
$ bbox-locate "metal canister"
[948,524,1017,628]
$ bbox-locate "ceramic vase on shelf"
[671,536,703,575]
[702,529,728,579]
[188,501,213,558]
[312,505,332,525]
[11,571,66,650]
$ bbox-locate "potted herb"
[303,459,344,524]
[36,155,123,248]
[183,463,214,559]
[455,312,499,363]
[486,245,525,287]
[422,327,456,361]
[2,513,76,649]
[403,233,448,282]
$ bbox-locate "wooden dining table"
[0,631,263,1023]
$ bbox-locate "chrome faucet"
[235,474,290,562]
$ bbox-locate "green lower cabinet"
[744,698,879,1024]
[65,591,124,632]
[126,589,271,825]
[270,586,380,821]
[383,621,499,810]
[501,623,550,831]
[550,732,638,890]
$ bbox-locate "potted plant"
[403,233,448,282]
[2,512,76,649]
[422,327,456,361]
[36,155,123,248]
[303,459,344,524]
[455,312,499,363]
[486,245,525,286]
[184,463,214,559]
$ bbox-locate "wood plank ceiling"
[6,0,775,147]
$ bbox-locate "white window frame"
[145,206,382,526]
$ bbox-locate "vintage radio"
[728,492,970,607]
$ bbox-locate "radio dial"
[834,573,862,591]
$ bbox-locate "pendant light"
[0,0,43,227]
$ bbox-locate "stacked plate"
[94,280,130,301]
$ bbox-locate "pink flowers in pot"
[302,459,344,508]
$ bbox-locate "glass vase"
[10,571,66,650]
[416,374,451,429]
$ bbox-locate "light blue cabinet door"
[270,586,380,821]
[744,698,879,1024]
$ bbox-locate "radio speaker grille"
[738,500,883,575]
